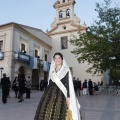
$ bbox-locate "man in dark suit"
[1,73,10,104]
[76,78,81,96]
[88,79,93,95]
[73,77,77,96]
[18,73,26,102]
[83,79,88,95]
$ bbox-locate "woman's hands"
[66,98,70,107]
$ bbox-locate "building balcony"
[29,56,44,69]
[29,56,50,71]
[14,52,51,71]
[37,58,44,67]
[14,52,30,63]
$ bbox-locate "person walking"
[77,78,81,96]
[82,79,88,95]
[12,77,19,98]
[6,77,11,98]
[88,79,93,95]
[25,76,32,98]
[1,73,10,104]
[39,80,44,91]
[34,52,81,120]
[18,73,26,102]
[73,77,78,96]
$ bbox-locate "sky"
[0,0,120,32]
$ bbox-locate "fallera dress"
[34,72,70,120]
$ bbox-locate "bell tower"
[54,0,76,23]
[47,0,84,35]
[46,1,100,84]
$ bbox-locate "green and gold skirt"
[34,85,69,120]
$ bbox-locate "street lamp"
[0,67,4,80]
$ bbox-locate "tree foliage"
[70,0,120,75]
[110,68,120,80]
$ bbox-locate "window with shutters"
[35,49,38,58]
[45,54,47,61]
[21,43,25,52]
[0,40,3,52]
[61,36,68,49]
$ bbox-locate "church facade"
[47,0,103,83]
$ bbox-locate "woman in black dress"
[34,52,81,120]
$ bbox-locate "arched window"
[59,11,63,18]
[63,0,65,3]
[66,9,70,17]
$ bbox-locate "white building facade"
[0,23,52,85]
[47,0,102,83]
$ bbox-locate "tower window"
[66,9,70,17]
[63,0,65,3]
[61,36,68,49]
[59,11,63,18]
[0,40,3,52]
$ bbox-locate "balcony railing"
[15,52,30,63]
[14,52,51,71]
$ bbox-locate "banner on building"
[43,61,50,72]
[29,56,38,69]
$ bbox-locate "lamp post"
[0,67,4,80]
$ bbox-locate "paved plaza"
[79,94,120,120]
[0,90,120,120]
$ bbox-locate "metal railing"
[98,86,120,95]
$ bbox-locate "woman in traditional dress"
[34,52,81,120]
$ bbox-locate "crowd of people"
[1,73,102,104]
[0,72,102,105]
[0,72,50,104]
[0,73,32,104]
[0,73,102,105]
[73,77,102,96]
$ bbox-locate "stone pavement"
[0,90,43,120]
[0,90,120,120]
[79,94,120,120]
